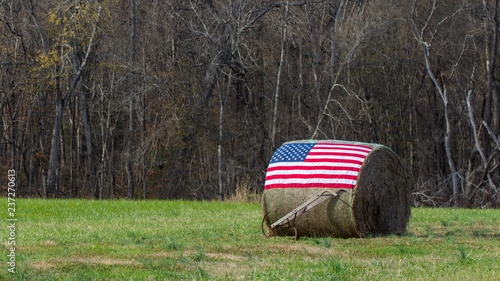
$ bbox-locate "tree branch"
[467,90,488,167]
[62,6,102,108]
[240,1,307,33]
[483,120,500,152]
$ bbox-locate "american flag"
[264,142,373,189]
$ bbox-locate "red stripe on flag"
[304,159,364,165]
[316,143,372,149]
[266,166,360,172]
[307,152,367,158]
[265,174,358,181]
[265,183,356,189]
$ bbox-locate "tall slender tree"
[127,0,138,199]
[47,7,101,197]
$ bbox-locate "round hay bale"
[262,140,411,238]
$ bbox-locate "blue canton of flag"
[270,143,316,163]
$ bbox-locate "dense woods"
[1,0,499,207]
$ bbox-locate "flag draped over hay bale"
[262,140,411,238]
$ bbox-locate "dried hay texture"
[262,140,411,238]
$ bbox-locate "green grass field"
[1,199,499,280]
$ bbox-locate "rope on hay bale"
[262,140,411,238]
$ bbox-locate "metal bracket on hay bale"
[268,191,337,240]
[271,190,337,228]
[262,140,411,238]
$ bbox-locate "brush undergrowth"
[0,199,499,280]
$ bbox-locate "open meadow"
[1,199,499,280]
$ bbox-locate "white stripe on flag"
[305,155,366,162]
[266,169,359,176]
[267,162,362,169]
[309,149,370,155]
[313,145,372,152]
[265,178,357,186]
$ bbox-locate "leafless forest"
[1,0,499,207]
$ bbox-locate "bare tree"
[47,7,102,197]
[127,0,138,199]
[484,0,500,151]
[72,40,98,199]
[271,0,289,149]
[411,0,463,205]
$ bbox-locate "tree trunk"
[28,110,36,197]
[142,84,147,200]
[79,85,98,198]
[70,94,77,197]
[72,44,98,199]
[443,87,460,202]
[46,9,101,197]
[412,14,460,205]
[218,69,232,200]
[485,0,499,149]
[23,0,51,197]
[329,0,345,85]
[127,0,138,199]
[271,0,289,149]
[39,93,48,198]
[47,90,63,197]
